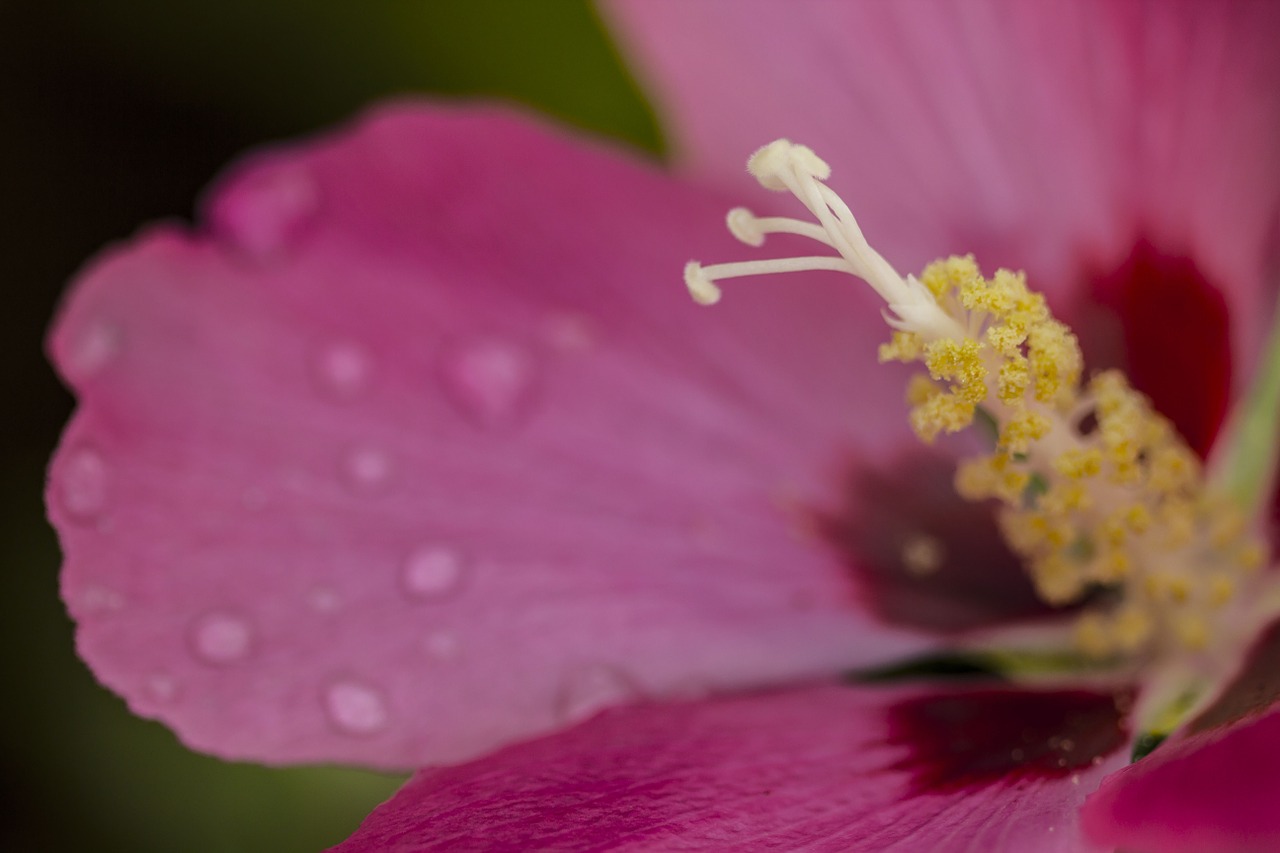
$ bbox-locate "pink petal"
[334,684,1130,852]
[1083,707,1280,852]
[48,104,937,769]
[605,0,1280,370]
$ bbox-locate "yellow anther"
[878,331,924,364]
[1041,481,1090,515]
[1112,606,1154,653]
[909,393,975,442]
[920,254,980,301]
[1237,541,1266,572]
[923,339,987,402]
[905,374,940,406]
[1027,321,1081,404]
[1174,614,1210,651]
[1054,448,1103,479]
[1121,504,1152,534]
[986,323,1026,357]
[1090,548,1131,584]
[1208,574,1236,607]
[1075,612,1113,659]
[997,356,1030,404]
[1147,445,1200,494]
[1032,554,1085,605]
[1000,410,1051,453]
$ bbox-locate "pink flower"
[46,1,1280,850]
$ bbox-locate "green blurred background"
[1,2,660,850]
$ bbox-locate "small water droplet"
[401,545,466,600]
[324,679,389,735]
[57,447,107,522]
[439,338,539,427]
[314,341,371,400]
[541,312,597,353]
[557,664,640,725]
[307,586,342,614]
[190,611,254,664]
[217,164,320,260]
[76,584,126,614]
[145,672,178,703]
[422,631,460,661]
[341,445,394,493]
[67,320,121,378]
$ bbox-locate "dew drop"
[67,320,121,379]
[218,163,319,260]
[401,545,466,601]
[341,445,394,493]
[145,672,179,703]
[76,584,126,615]
[556,664,640,725]
[190,611,254,664]
[439,338,539,427]
[314,341,371,400]
[307,586,343,614]
[422,631,460,661]
[541,311,597,353]
[324,679,389,735]
[57,447,107,522]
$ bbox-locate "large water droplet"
[57,447,107,522]
[324,679,389,735]
[314,341,371,401]
[556,664,640,725]
[401,545,466,601]
[439,338,539,427]
[66,320,121,379]
[190,610,254,664]
[218,164,320,260]
[341,445,394,493]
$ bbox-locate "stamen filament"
[685,257,856,306]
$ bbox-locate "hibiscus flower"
[46,1,1280,850]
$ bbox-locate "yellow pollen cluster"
[891,256,1270,660]
[879,256,1080,453]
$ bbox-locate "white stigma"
[686,139,964,341]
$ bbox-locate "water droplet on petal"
[341,445,394,493]
[145,672,179,703]
[557,664,640,725]
[307,586,343,614]
[324,679,389,735]
[190,611,254,664]
[67,319,121,379]
[75,584,126,615]
[401,545,466,601]
[217,163,319,260]
[314,341,371,400]
[439,338,539,427]
[57,447,107,523]
[541,311,597,353]
[422,631,460,661]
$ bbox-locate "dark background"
[1,2,660,849]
